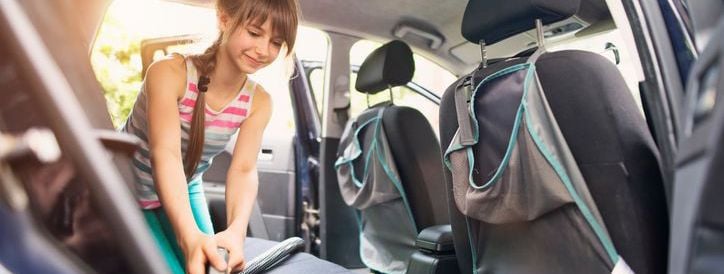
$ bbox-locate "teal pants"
[143,179,214,274]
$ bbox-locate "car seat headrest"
[355,40,415,94]
[462,0,580,45]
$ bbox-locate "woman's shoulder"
[249,81,271,113]
[250,81,270,101]
[144,54,188,98]
[146,54,187,79]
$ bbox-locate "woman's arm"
[217,85,272,271]
[145,55,225,273]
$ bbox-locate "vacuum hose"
[207,237,305,274]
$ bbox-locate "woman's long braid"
[184,35,222,179]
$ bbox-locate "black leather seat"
[338,40,450,272]
[439,1,669,273]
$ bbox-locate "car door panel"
[668,16,723,274]
[202,128,298,242]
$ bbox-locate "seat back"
[440,1,669,273]
[353,40,449,228]
[335,40,449,273]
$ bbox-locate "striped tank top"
[122,56,256,209]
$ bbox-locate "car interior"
[334,39,451,273]
[0,0,722,273]
[441,1,667,273]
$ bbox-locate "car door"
[0,0,167,273]
[666,1,724,273]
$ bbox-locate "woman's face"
[222,18,283,75]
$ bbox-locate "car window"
[348,40,454,137]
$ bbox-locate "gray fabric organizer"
[335,107,418,274]
[444,47,633,274]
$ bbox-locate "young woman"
[121,0,298,273]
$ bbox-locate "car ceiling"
[135,0,608,75]
[169,0,470,74]
[299,0,470,74]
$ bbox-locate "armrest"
[408,225,459,274]
[415,224,454,253]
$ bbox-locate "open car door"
[668,1,724,273]
[0,0,167,273]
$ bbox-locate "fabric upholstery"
[440,50,668,273]
[382,106,449,229]
[244,238,351,273]
[337,39,450,272]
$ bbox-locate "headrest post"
[479,39,487,68]
[388,85,394,105]
[535,19,545,48]
[366,93,371,108]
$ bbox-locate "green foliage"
[90,14,144,127]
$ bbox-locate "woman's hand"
[215,229,246,272]
[181,232,227,274]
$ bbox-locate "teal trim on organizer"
[333,115,380,166]
[353,114,382,188]
[371,115,418,232]
[471,88,526,189]
[443,142,464,171]
[333,109,417,230]
[442,64,530,177]
[520,66,619,264]
[362,135,379,187]
[445,64,533,270]
[446,62,619,268]
[460,64,532,189]
[334,109,419,272]
[334,116,382,188]
[468,63,532,142]
[465,147,476,189]
[464,216,478,274]
[358,111,385,185]
[464,77,527,190]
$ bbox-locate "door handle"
[258,148,274,161]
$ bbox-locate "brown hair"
[184,0,299,178]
